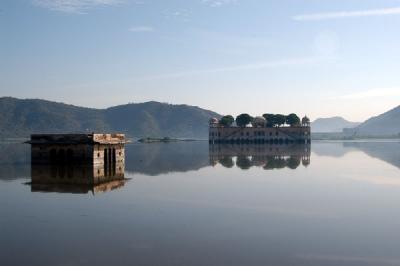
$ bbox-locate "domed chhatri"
[209,117,219,127]
[251,116,266,128]
[302,115,311,126]
[209,113,311,145]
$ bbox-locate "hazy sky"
[1,0,400,121]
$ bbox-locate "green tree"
[219,115,234,127]
[263,113,276,127]
[219,156,234,168]
[275,114,286,127]
[236,156,252,170]
[236,113,253,127]
[286,156,301,169]
[286,113,300,127]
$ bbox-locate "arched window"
[67,149,73,163]
[104,148,109,177]
[50,149,57,164]
[58,149,65,163]
[104,148,108,164]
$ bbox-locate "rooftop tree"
[219,115,235,127]
[236,113,253,127]
[286,113,300,127]
[262,113,276,127]
[275,114,286,127]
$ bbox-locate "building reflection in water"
[30,162,126,194]
[209,144,311,170]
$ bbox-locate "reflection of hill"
[0,143,31,181]
[312,141,400,169]
[311,142,355,158]
[4,141,399,180]
[343,141,400,169]
[209,144,311,170]
[124,142,210,176]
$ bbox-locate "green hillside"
[0,97,220,139]
[311,117,360,133]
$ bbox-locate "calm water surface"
[1,141,400,266]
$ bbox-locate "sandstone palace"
[209,113,311,144]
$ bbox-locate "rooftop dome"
[252,116,266,127]
[209,117,219,125]
[302,116,310,125]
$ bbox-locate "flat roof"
[27,133,126,145]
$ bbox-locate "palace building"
[209,116,311,144]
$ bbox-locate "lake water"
[1,141,400,266]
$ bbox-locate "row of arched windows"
[49,148,75,164]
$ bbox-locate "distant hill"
[104,101,219,139]
[0,97,220,139]
[311,117,360,133]
[353,105,400,137]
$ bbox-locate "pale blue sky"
[1,0,400,121]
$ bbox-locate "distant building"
[342,127,358,136]
[209,116,311,144]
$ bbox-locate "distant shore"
[311,132,400,141]
[137,137,198,143]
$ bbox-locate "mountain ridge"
[1,97,399,139]
[311,116,360,133]
[0,97,220,139]
[353,105,400,136]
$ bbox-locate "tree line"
[218,113,309,127]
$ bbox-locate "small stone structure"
[27,133,126,190]
[28,133,126,165]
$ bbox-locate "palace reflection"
[209,144,311,170]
